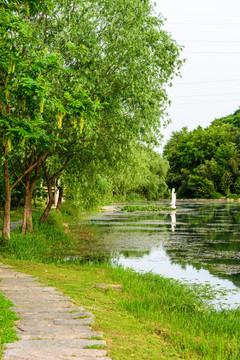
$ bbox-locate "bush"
[60,201,82,219]
[211,192,223,199]
[125,192,146,202]
[226,193,239,201]
[187,175,215,198]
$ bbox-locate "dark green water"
[77,200,240,307]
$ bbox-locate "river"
[76,200,240,308]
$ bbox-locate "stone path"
[0,263,111,360]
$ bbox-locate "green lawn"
[1,259,239,360]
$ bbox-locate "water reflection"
[77,201,240,307]
[164,202,240,286]
[170,211,176,232]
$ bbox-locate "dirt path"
[0,263,111,360]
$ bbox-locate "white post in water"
[171,188,176,209]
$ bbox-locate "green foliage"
[111,143,169,200]
[164,110,240,198]
[1,0,182,233]
[59,142,169,213]
[65,168,113,212]
[0,0,63,154]
[211,192,223,199]
[1,209,71,261]
[226,193,239,201]
[59,201,83,221]
[187,175,215,199]
[217,108,240,129]
[125,193,146,202]
[234,177,240,193]
[121,205,172,212]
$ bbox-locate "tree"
[0,0,64,238]
[1,0,183,238]
[24,0,183,222]
[110,144,169,200]
[164,111,240,198]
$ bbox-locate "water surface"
[76,200,240,307]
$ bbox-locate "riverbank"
[0,257,240,359]
[0,205,240,359]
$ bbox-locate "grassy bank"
[1,259,240,360]
[0,205,240,359]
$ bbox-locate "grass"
[0,207,23,229]
[1,259,240,360]
[0,294,18,358]
[0,204,240,359]
[0,205,86,262]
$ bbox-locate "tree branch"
[10,151,50,191]
[10,159,26,189]
[30,165,41,193]
[49,155,72,182]
[90,65,113,98]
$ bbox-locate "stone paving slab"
[3,358,111,360]
[17,311,93,320]
[6,339,106,349]
[9,306,86,313]
[0,263,111,360]
[14,318,94,326]
[18,331,102,340]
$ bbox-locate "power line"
[173,99,240,105]
[179,40,240,43]
[173,92,240,99]
[185,51,240,54]
[168,22,240,26]
[177,79,240,85]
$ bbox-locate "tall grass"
[107,266,240,359]
[1,206,77,262]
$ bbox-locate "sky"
[154,0,240,148]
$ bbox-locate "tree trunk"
[40,157,71,223]
[56,186,63,210]
[40,178,54,224]
[2,159,11,242]
[22,174,33,234]
[21,190,33,234]
[21,166,40,235]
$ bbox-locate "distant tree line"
[163,109,240,198]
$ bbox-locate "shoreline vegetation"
[121,205,176,212]
[0,204,240,359]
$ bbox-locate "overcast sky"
[154,0,240,148]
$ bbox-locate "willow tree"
[50,0,183,146]
[37,0,183,220]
